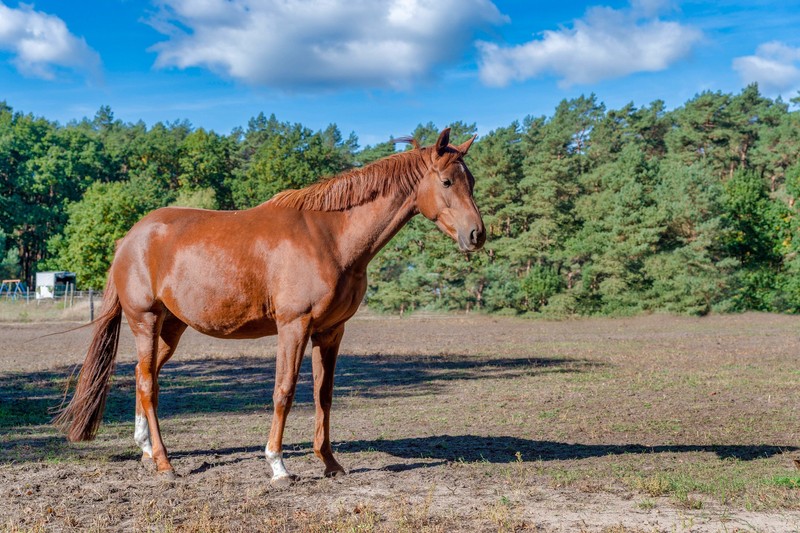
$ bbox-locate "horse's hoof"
[793,458,800,471]
[139,455,157,474]
[157,469,178,482]
[324,467,347,478]
[270,475,295,488]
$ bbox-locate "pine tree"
[565,143,662,314]
[645,159,735,314]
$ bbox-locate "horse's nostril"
[469,227,485,247]
[470,228,480,245]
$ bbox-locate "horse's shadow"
[3,353,796,469]
[0,351,590,430]
[136,434,796,475]
[302,434,796,464]
[0,351,591,463]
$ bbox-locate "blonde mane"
[267,146,432,211]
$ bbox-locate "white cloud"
[629,0,676,18]
[0,2,100,80]
[477,1,701,88]
[733,41,800,95]
[149,0,507,90]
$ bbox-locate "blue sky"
[1,0,800,146]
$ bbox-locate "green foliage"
[567,143,662,313]
[229,115,355,209]
[44,177,164,288]
[719,169,791,310]
[367,217,439,313]
[409,121,477,147]
[643,160,734,314]
[171,187,219,210]
[3,86,800,316]
[355,140,396,166]
[770,476,800,489]
[521,265,561,311]
[0,230,20,279]
[177,128,234,208]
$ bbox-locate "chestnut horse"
[54,128,485,485]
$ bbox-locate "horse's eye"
[442,179,452,188]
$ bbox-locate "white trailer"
[35,271,77,299]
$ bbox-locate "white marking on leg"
[265,445,290,479]
[134,414,153,458]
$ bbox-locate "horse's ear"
[457,134,477,155]
[435,128,451,157]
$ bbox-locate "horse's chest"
[311,272,367,327]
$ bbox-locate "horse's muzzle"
[458,226,486,252]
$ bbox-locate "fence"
[1,288,104,321]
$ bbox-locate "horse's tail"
[53,272,122,442]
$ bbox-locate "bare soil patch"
[2,312,800,531]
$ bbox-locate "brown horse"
[54,128,485,485]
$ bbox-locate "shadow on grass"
[0,351,590,462]
[115,434,797,475]
[9,351,792,469]
[330,434,797,464]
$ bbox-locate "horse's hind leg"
[133,310,182,476]
[135,314,187,469]
[311,325,346,477]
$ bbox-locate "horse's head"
[417,128,486,252]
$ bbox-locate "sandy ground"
[2,311,800,531]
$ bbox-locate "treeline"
[2,85,800,315]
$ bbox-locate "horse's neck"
[335,191,418,270]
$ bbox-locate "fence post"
[89,289,94,322]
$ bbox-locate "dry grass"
[0,299,93,323]
[3,313,800,531]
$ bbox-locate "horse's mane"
[267,142,433,212]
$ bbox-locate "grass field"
[2,311,800,531]
[0,299,92,323]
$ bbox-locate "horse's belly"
[162,291,278,339]
[194,318,279,339]
[162,266,365,337]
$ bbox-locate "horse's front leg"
[311,325,346,477]
[266,316,311,487]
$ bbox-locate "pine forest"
[3,84,800,316]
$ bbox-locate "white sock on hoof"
[265,446,290,479]
[134,414,153,458]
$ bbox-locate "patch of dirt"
[2,311,800,531]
